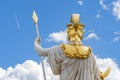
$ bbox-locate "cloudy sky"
[0,0,120,80]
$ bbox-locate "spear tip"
[32,10,38,24]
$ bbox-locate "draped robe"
[47,45,100,80]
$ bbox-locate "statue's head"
[67,14,84,45]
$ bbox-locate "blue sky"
[0,0,120,79]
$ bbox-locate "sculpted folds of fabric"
[47,45,100,80]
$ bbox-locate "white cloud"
[0,57,119,80]
[113,36,120,42]
[47,30,67,43]
[99,0,109,10]
[0,68,6,79]
[114,31,120,36]
[113,31,120,42]
[78,1,83,6]
[113,0,120,20]
[47,30,100,42]
[0,60,59,80]
[96,14,101,18]
[96,57,120,80]
[84,33,100,40]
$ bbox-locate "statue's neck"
[68,41,83,46]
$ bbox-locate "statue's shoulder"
[60,44,92,59]
[50,45,63,51]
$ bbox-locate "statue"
[33,12,110,80]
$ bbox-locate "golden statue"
[61,14,91,59]
[33,13,110,80]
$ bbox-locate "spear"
[32,10,46,80]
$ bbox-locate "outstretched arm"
[34,37,49,56]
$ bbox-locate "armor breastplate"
[61,44,92,59]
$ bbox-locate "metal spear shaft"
[32,10,46,80]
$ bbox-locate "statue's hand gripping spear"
[32,11,46,80]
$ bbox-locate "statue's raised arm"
[34,37,49,56]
